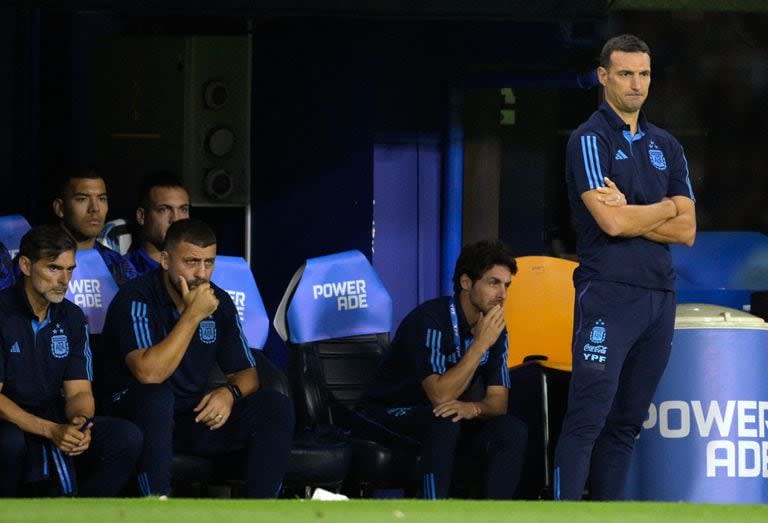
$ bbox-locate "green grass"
[2,499,768,523]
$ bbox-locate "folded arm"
[642,196,696,246]
[582,187,678,238]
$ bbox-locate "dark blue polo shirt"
[101,269,255,410]
[0,284,92,418]
[124,246,160,276]
[364,295,510,408]
[565,102,696,291]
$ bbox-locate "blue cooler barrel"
[624,304,768,503]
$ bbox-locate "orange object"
[504,256,577,369]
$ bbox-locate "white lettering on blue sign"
[226,290,246,321]
[311,280,368,311]
[68,279,102,308]
[642,400,768,478]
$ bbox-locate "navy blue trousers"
[553,281,675,500]
[0,416,142,497]
[357,405,527,499]
[109,383,294,498]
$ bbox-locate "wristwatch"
[224,383,242,402]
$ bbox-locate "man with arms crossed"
[0,225,141,497]
[101,218,294,497]
[553,34,696,500]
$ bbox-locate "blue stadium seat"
[211,255,270,350]
[275,250,417,496]
[0,214,32,259]
[64,248,120,334]
[671,231,768,311]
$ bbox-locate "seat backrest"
[671,231,768,311]
[64,248,120,334]
[0,214,32,259]
[504,256,577,369]
[275,250,392,428]
[97,218,133,255]
[211,255,269,350]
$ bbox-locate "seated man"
[357,240,527,499]
[126,172,190,275]
[0,225,141,497]
[101,218,294,498]
[53,166,138,285]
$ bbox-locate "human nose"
[88,196,100,213]
[193,261,207,279]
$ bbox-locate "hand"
[193,387,234,430]
[472,305,506,353]
[179,277,219,320]
[49,418,91,455]
[596,177,627,207]
[433,400,480,423]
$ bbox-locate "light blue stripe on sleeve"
[235,315,256,367]
[83,324,93,380]
[580,135,604,190]
[131,301,152,349]
[681,150,696,201]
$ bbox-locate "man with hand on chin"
[101,218,294,498]
[0,225,141,497]
[357,240,527,499]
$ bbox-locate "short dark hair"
[56,165,104,198]
[164,218,216,251]
[19,224,77,263]
[137,171,187,208]
[599,34,651,69]
[452,239,517,295]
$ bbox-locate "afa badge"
[51,325,69,358]
[589,320,606,344]
[648,142,667,170]
[199,320,217,344]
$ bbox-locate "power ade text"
[68,279,102,308]
[312,280,368,310]
[643,400,768,478]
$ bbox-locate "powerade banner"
[211,255,269,350]
[64,248,119,334]
[285,250,392,343]
[623,327,768,503]
[0,214,32,258]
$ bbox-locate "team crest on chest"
[50,324,69,358]
[199,320,217,344]
[648,140,667,171]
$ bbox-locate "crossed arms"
[583,177,696,246]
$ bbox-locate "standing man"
[357,240,527,499]
[101,218,294,498]
[553,34,696,501]
[0,225,141,497]
[126,172,190,275]
[53,167,138,285]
